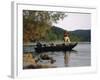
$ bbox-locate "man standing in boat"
[64,31,71,44]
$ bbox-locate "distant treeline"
[45,26,91,42]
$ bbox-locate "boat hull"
[35,43,78,53]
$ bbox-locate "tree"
[23,10,67,43]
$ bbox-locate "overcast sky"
[53,13,91,31]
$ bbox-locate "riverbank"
[23,53,56,69]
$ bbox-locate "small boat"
[35,42,78,53]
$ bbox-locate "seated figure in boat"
[49,43,54,47]
[64,31,71,44]
[36,42,42,47]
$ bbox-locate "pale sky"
[53,13,91,31]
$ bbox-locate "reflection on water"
[23,43,91,68]
[64,52,70,67]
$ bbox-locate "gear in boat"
[35,42,78,53]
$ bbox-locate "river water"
[23,43,91,68]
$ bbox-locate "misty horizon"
[53,13,91,31]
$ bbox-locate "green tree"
[23,10,66,43]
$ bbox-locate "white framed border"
[11,1,97,78]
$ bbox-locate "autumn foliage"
[23,10,66,43]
